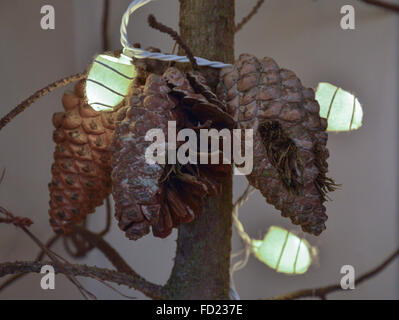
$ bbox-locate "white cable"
[230,184,256,294]
[120,0,232,68]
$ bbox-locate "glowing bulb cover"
[86,54,136,112]
[316,82,363,132]
[252,226,313,274]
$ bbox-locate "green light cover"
[252,226,313,274]
[316,82,363,132]
[86,54,136,111]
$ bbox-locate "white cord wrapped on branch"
[120,0,232,68]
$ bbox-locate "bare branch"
[62,232,93,259]
[0,216,33,228]
[0,261,166,300]
[98,196,112,237]
[236,0,265,33]
[268,248,399,300]
[0,206,95,299]
[361,0,399,13]
[0,234,60,292]
[0,206,161,298]
[73,227,136,276]
[0,72,86,132]
[102,0,111,52]
[63,198,113,259]
[0,168,5,185]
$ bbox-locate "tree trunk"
[163,0,235,300]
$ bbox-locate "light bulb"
[252,226,314,274]
[316,82,363,132]
[85,54,136,112]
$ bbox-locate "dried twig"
[0,261,166,299]
[0,72,86,132]
[0,214,33,228]
[268,248,399,300]
[236,0,265,33]
[63,232,93,259]
[73,227,135,276]
[0,206,95,299]
[0,169,5,185]
[62,196,113,258]
[99,196,112,237]
[0,234,60,292]
[0,202,156,298]
[148,14,199,70]
[361,0,399,13]
[0,201,33,228]
[21,225,96,299]
[102,0,111,52]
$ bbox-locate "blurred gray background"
[0,0,398,299]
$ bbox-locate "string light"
[86,54,137,111]
[252,226,315,274]
[230,184,317,286]
[316,82,363,132]
[120,0,232,68]
[85,0,232,110]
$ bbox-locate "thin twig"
[0,204,33,228]
[236,0,266,33]
[63,197,113,258]
[0,234,60,292]
[147,14,199,70]
[63,232,93,259]
[0,261,166,300]
[0,169,5,185]
[21,226,96,300]
[0,216,33,228]
[90,274,137,299]
[361,0,399,13]
[73,227,136,276]
[102,0,111,52]
[0,207,95,299]
[0,72,86,132]
[268,248,399,300]
[99,196,112,237]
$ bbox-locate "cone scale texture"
[48,80,116,234]
[217,54,335,235]
[111,68,232,240]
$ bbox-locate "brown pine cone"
[163,68,235,130]
[217,54,336,236]
[48,80,117,234]
[111,68,232,240]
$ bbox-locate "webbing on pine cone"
[217,54,337,236]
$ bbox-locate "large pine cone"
[217,54,336,236]
[111,68,232,240]
[48,80,117,234]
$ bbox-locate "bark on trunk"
[163,0,235,300]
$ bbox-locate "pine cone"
[48,80,117,234]
[164,68,235,130]
[217,54,336,236]
[111,68,231,240]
